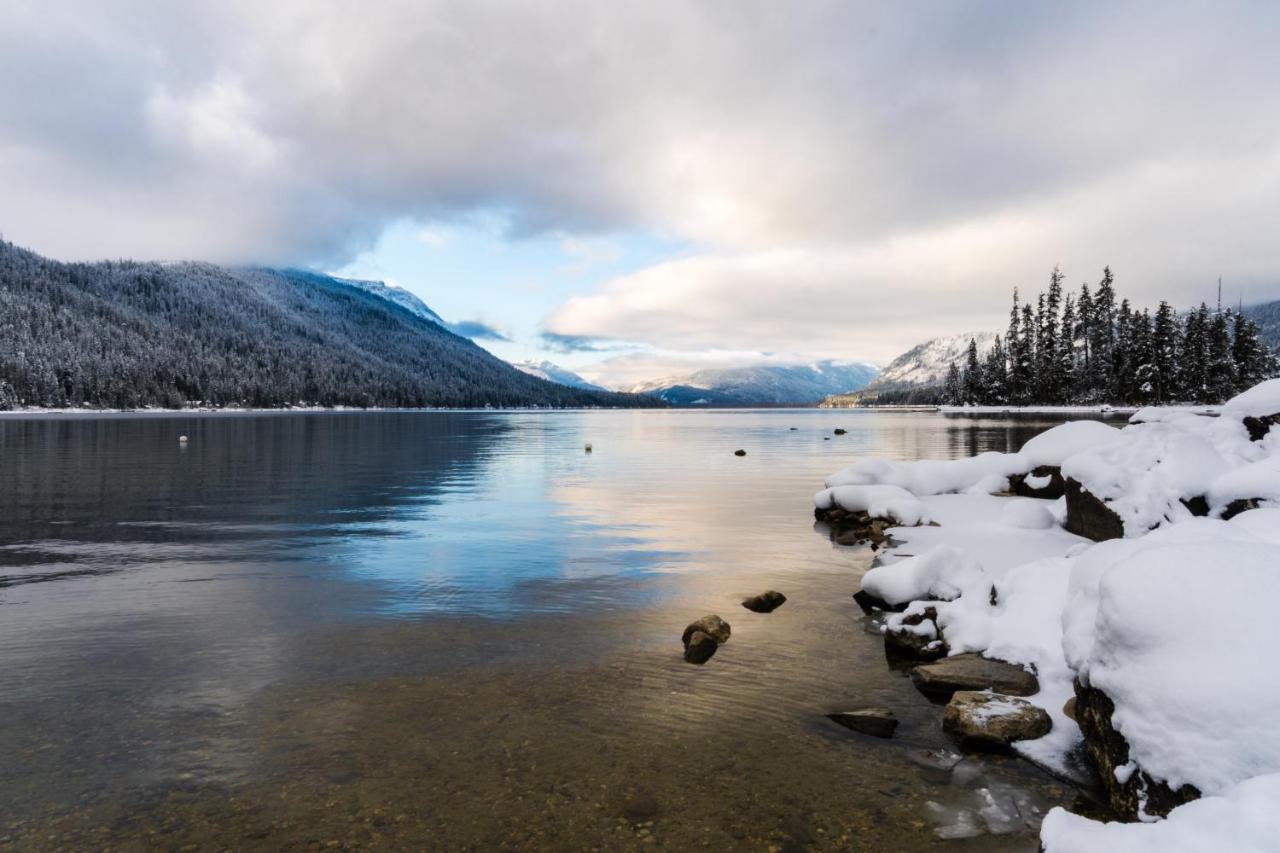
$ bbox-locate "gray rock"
[682,614,731,646]
[683,631,718,664]
[942,691,1052,748]
[1009,465,1066,499]
[1074,681,1200,819]
[884,608,947,660]
[828,708,898,738]
[1064,478,1125,542]
[852,588,898,613]
[910,654,1038,700]
[742,590,787,613]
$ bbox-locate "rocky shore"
[816,378,1280,847]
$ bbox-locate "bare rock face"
[910,654,1039,701]
[742,590,787,613]
[682,615,731,646]
[827,708,898,738]
[942,691,1051,748]
[1073,681,1200,820]
[1063,478,1125,542]
[683,630,719,664]
[1009,465,1067,499]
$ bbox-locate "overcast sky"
[3,1,1279,386]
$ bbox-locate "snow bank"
[1040,773,1280,853]
[814,484,929,525]
[1220,377,1280,417]
[819,381,1280,846]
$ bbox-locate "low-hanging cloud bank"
[3,1,1280,360]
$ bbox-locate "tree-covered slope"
[0,241,657,409]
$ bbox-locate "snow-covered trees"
[946,268,1278,406]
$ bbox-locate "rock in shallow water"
[827,708,898,738]
[733,449,747,456]
[942,691,1052,748]
[910,654,1038,700]
[681,614,731,646]
[741,590,787,613]
[683,631,718,664]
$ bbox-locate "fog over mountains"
[626,361,880,406]
[0,241,657,410]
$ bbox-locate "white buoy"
[178,434,189,444]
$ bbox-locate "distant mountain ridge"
[512,360,606,391]
[0,241,658,410]
[822,331,997,406]
[629,360,880,406]
[1245,299,1280,349]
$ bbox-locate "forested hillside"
[943,267,1278,406]
[0,241,657,410]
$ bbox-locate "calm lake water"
[0,409,1108,851]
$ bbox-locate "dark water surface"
[0,410,1099,851]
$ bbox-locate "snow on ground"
[818,378,1280,846]
[1040,773,1280,853]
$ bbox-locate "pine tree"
[1017,303,1036,405]
[1076,283,1094,392]
[1148,301,1178,404]
[981,334,1008,404]
[1232,312,1277,391]
[1059,294,1077,398]
[1088,268,1116,399]
[1006,290,1027,404]
[1206,308,1237,402]
[1178,304,1211,402]
[1111,299,1133,402]
[963,338,983,404]
[1129,309,1155,403]
[944,362,962,405]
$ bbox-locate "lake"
[0,409,1107,850]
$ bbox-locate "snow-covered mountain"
[512,360,607,392]
[861,331,998,394]
[629,361,880,406]
[329,276,446,326]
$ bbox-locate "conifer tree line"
[942,266,1279,406]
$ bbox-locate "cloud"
[447,319,510,342]
[538,332,630,353]
[2,1,1280,360]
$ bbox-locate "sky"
[3,1,1280,388]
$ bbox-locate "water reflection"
[0,409,1106,849]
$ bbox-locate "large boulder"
[1063,478,1125,542]
[827,708,898,738]
[1073,681,1200,820]
[681,615,731,646]
[942,691,1052,748]
[741,590,787,613]
[909,654,1039,701]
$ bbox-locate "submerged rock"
[682,615,731,646]
[1063,477,1125,542]
[1073,680,1200,819]
[683,631,718,664]
[827,708,898,738]
[741,590,787,613]
[910,654,1038,700]
[942,691,1051,748]
[833,428,847,435]
[734,449,747,457]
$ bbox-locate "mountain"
[823,331,997,406]
[629,361,880,406]
[326,275,446,326]
[0,240,659,410]
[512,360,607,391]
[1245,299,1280,349]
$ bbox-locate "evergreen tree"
[1088,268,1116,399]
[1076,283,1094,391]
[1006,290,1028,404]
[1111,299,1134,402]
[943,362,962,405]
[1059,294,1077,398]
[962,338,983,404]
[1150,301,1178,403]
[1178,304,1211,402]
[1017,303,1036,405]
[1129,309,1155,403]
[981,334,1008,404]
[1232,312,1277,391]
[1206,308,1237,402]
